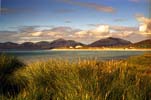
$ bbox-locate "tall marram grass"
[0,54,151,100]
[0,54,27,98]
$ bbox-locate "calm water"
[0,50,151,62]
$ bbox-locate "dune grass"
[0,54,151,100]
[0,54,26,98]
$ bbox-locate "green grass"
[0,54,26,98]
[0,54,151,100]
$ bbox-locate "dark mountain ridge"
[89,37,132,47]
[129,39,151,48]
[49,38,85,49]
[0,37,150,50]
[0,38,85,50]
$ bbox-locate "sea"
[0,50,151,63]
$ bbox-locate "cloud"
[110,25,138,32]
[0,23,149,43]
[90,25,109,34]
[75,25,110,37]
[18,26,39,33]
[0,8,13,14]
[136,15,151,24]
[74,25,111,42]
[136,15,151,37]
[139,23,147,32]
[0,25,110,43]
[86,24,138,38]
[0,31,19,42]
[58,0,115,13]
[16,26,81,42]
[0,31,18,35]
[0,7,32,15]
[108,25,140,42]
[30,32,42,37]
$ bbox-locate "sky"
[0,0,151,44]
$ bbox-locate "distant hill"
[35,41,51,49]
[0,42,19,49]
[0,38,151,50]
[89,37,132,47]
[129,39,151,48]
[49,38,85,49]
[0,39,85,50]
[19,42,38,49]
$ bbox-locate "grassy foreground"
[0,54,151,100]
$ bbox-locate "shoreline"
[52,48,151,51]
[0,48,151,52]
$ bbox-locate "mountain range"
[0,37,151,50]
[129,39,151,48]
[0,38,85,50]
[89,37,131,47]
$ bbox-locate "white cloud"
[74,25,110,39]
[59,0,115,13]
[91,25,109,33]
[31,31,42,36]
[136,15,151,37]
[139,23,147,32]
[75,31,88,37]
[110,25,138,32]
[0,19,150,43]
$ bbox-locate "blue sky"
[0,0,150,43]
